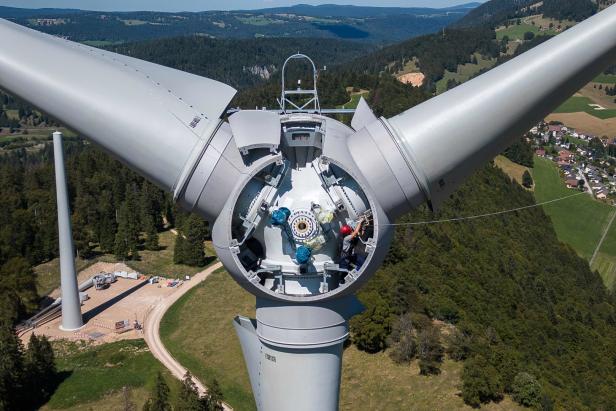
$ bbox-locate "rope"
[381,191,586,227]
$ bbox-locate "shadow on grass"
[28,370,73,411]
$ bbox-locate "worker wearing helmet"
[339,217,365,270]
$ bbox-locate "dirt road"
[143,261,232,410]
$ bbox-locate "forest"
[540,0,598,21]
[456,0,600,27]
[341,26,500,91]
[108,37,373,89]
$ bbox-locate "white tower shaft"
[53,131,83,331]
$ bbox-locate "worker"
[339,217,365,270]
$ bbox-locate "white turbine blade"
[0,18,237,192]
[350,5,616,216]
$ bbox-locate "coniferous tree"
[0,321,24,411]
[173,234,188,265]
[24,334,56,407]
[143,372,171,411]
[177,372,203,411]
[183,215,209,267]
[0,257,38,318]
[522,170,533,188]
[205,379,224,411]
[114,199,140,260]
[114,208,130,261]
[174,215,208,266]
[144,218,160,252]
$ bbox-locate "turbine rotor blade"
[0,18,237,195]
[350,5,616,217]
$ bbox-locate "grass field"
[591,213,616,289]
[496,23,539,41]
[532,157,616,288]
[436,54,495,94]
[43,339,180,410]
[554,96,616,119]
[594,73,616,84]
[339,91,369,109]
[160,267,257,410]
[496,14,567,41]
[160,269,523,411]
[124,230,216,277]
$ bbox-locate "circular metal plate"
[288,209,320,243]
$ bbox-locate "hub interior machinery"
[231,118,375,298]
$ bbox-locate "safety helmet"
[340,225,353,236]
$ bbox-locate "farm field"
[42,339,180,410]
[160,269,523,411]
[579,83,616,110]
[554,96,616,119]
[532,157,616,288]
[494,155,531,187]
[545,112,616,137]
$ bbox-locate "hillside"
[0,4,476,44]
[157,163,616,410]
[357,164,616,409]
[160,266,523,411]
[107,36,373,89]
[456,0,603,27]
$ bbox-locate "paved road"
[143,261,232,410]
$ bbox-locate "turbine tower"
[53,131,83,331]
[0,6,615,409]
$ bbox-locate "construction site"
[18,262,191,344]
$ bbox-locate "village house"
[558,149,574,163]
[565,179,579,188]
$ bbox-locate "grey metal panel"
[53,132,83,331]
[233,317,262,409]
[256,298,349,349]
[65,40,236,120]
[0,19,236,193]
[347,120,427,218]
[351,97,377,131]
[384,5,616,209]
[228,110,281,154]
[258,343,343,411]
[178,123,243,222]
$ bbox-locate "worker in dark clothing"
[339,217,365,270]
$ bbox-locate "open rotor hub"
[228,116,377,300]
